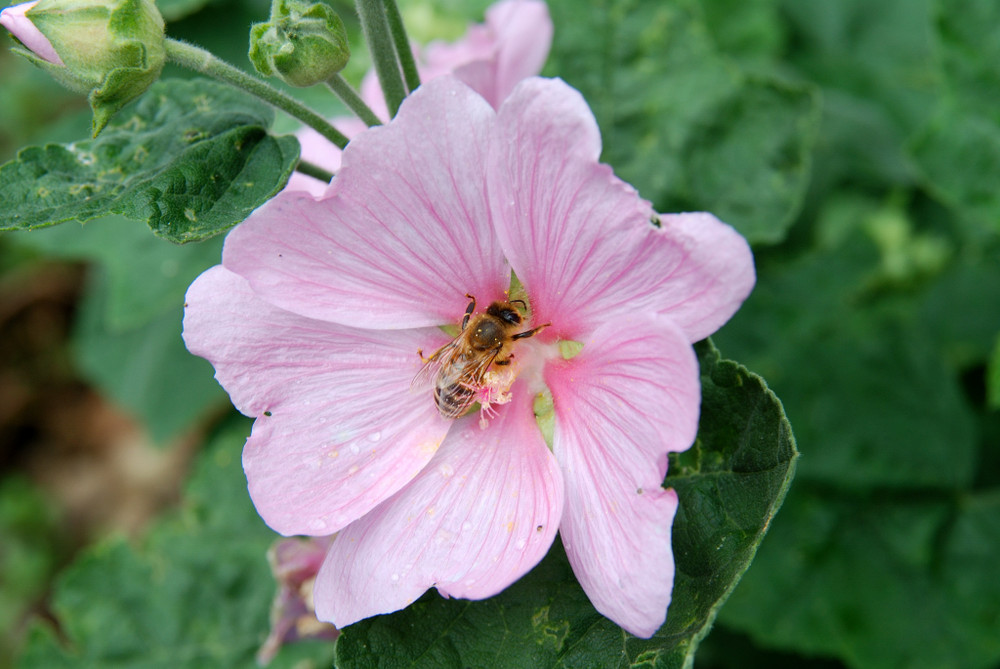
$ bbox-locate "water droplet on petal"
[390,573,399,582]
[367,431,382,442]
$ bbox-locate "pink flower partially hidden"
[0,1,64,64]
[183,76,755,638]
[257,536,339,665]
[287,0,552,195]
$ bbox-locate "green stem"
[295,158,335,185]
[164,38,348,149]
[325,74,383,127]
[384,0,421,93]
[355,0,406,118]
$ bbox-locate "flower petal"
[313,385,563,628]
[544,315,699,637]
[490,77,755,342]
[223,76,509,329]
[183,266,453,536]
[441,0,553,109]
[1,1,63,65]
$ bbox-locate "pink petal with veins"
[313,385,563,627]
[432,0,553,109]
[183,266,453,536]
[545,315,699,637]
[490,77,755,342]
[224,77,509,330]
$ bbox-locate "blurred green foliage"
[0,478,65,667]
[0,0,998,667]
[17,419,335,668]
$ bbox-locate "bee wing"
[410,339,460,392]
[440,349,492,390]
[462,348,502,389]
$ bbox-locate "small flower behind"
[183,75,755,638]
[286,0,552,195]
[257,536,340,665]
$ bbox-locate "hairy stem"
[355,0,406,118]
[326,74,383,127]
[384,0,421,93]
[294,159,335,185]
[165,38,348,149]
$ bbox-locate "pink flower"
[0,1,64,65]
[287,0,552,195]
[257,536,340,665]
[183,75,755,637]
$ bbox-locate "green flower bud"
[14,0,166,135]
[249,0,349,88]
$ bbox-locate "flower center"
[420,294,556,428]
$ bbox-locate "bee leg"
[418,348,429,363]
[512,322,551,341]
[461,294,477,330]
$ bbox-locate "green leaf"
[918,252,1000,370]
[546,0,819,245]
[12,215,223,331]
[710,207,1000,668]
[776,0,941,206]
[691,0,786,68]
[681,77,819,244]
[907,0,1000,231]
[17,419,336,669]
[334,340,797,668]
[779,0,939,132]
[718,488,1000,669]
[910,107,1000,232]
[0,78,300,243]
[712,226,980,489]
[932,0,1000,116]
[71,268,225,443]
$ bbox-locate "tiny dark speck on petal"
[263,411,272,417]
[636,488,644,495]
[536,525,543,532]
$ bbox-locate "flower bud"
[249,0,349,88]
[1,0,166,135]
[0,1,62,64]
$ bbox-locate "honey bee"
[415,294,549,420]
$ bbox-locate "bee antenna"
[511,299,527,310]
